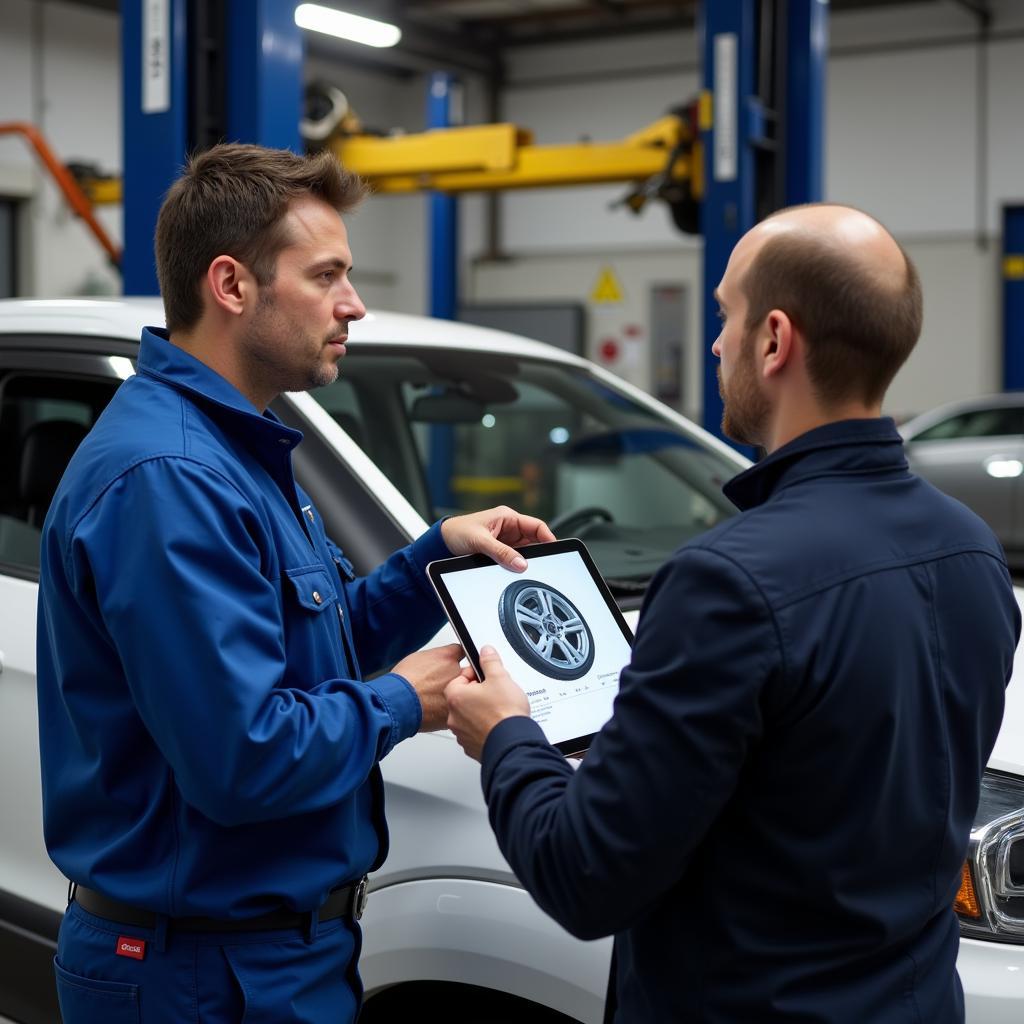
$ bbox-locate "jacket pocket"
[283,565,338,614]
[54,957,140,1024]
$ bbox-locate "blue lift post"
[1003,206,1024,392]
[226,0,303,153]
[426,71,460,512]
[427,72,461,322]
[699,0,826,447]
[121,0,188,296]
[121,0,304,296]
[785,0,828,208]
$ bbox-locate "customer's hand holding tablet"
[429,538,633,757]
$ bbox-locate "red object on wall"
[599,338,620,362]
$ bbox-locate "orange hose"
[0,121,122,268]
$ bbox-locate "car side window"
[912,407,1024,442]
[0,373,119,576]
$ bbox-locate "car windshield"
[309,346,740,591]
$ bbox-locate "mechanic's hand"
[445,646,531,761]
[393,644,464,732]
[440,506,556,572]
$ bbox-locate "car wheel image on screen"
[497,580,595,680]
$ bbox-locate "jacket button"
[312,590,323,605]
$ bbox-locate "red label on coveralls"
[116,936,146,960]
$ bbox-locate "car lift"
[113,1,825,443]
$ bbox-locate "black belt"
[72,877,369,933]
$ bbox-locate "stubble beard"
[718,338,769,448]
[247,291,341,395]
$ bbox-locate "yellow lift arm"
[61,106,705,242]
[333,113,701,197]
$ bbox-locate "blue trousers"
[55,901,361,1023]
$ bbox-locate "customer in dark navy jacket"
[37,144,554,1024]
[446,203,1021,1023]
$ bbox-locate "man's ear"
[206,256,257,317]
[761,309,794,380]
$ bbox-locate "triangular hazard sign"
[591,266,624,304]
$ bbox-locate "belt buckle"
[353,876,369,921]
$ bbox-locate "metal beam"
[226,0,303,152]
[83,113,696,206]
[334,115,692,194]
[428,72,461,322]
[427,71,459,512]
[784,0,827,206]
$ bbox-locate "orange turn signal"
[954,861,981,919]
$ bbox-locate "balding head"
[736,203,922,406]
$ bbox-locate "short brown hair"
[741,211,923,406]
[155,143,368,333]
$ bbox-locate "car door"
[0,345,125,1023]
[904,405,1024,553]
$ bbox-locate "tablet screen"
[428,539,633,755]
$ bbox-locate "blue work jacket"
[482,418,1020,1023]
[37,327,449,918]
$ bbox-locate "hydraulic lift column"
[699,0,826,447]
[121,0,303,295]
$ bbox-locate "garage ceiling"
[399,0,941,45]
[62,0,979,76]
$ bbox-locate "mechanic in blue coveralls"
[446,204,1021,1023]
[36,143,554,1024]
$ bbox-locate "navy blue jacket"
[482,418,1020,1023]
[37,328,449,918]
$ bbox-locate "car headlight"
[957,770,1024,943]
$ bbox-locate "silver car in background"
[900,392,1024,568]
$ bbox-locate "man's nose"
[337,285,366,322]
[711,338,722,357]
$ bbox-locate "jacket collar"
[137,327,303,448]
[723,417,907,512]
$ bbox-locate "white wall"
[303,55,492,316]
[304,56,428,315]
[460,1,1024,417]
[496,30,700,253]
[470,248,705,417]
[0,0,121,297]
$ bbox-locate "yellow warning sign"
[591,266,625,304]
[1004,255,1024,280]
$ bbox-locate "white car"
[0,299,1021,1023]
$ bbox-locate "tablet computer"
[427,538,633,756]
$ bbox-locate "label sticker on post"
[714,32,738,182]
[142,0,170,114]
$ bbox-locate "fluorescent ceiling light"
[294,4,401,48]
